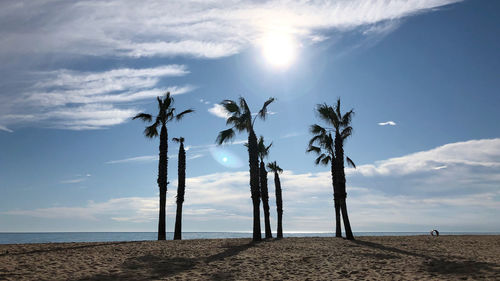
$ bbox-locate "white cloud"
[6,137,498,232]
[351,138,500,177]
[378,121,397,126]
[208,104,231,119]
[281,132,302,139]
[0,65,194,130]
[0,125,13,132]
[60,178,86,184]
[188,154,205,160]
[0,1,462,130]
[106,155,158,164]
[0,1,461,59]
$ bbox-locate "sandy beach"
[1,235,499,280]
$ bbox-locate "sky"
[0,0,499,233]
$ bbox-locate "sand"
[1,235,499,280]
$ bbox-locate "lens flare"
[210,147,243,168]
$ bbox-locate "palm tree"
[173,137,186,240]
[216,97,275,241]
[267,161,283,239]
[257,136,273,239]
[133,92,194,240]
[307,129,342,237]
[307,99,356,240]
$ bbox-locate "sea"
[1,232,498,244]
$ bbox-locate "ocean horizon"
[1,231,498,245]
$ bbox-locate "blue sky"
[0,0,499,233]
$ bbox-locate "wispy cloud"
[350,138,500,177]
[0,1,461,130]
[0,65,194,130]
[0,125,13,133]
[60,173,91,184]
[0,1,461,59]
[106,155,158,164]
[378,121,397,126]
[60,178,86,184]
[281,132,302,139]
[7,138,499,232]
[208,104,231,119]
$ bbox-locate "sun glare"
[261,32,297,69]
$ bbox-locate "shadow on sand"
[0,241,135,257]
[76,240,256,281]
[352,239,499,277]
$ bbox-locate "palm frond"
[346,156,356,168]
[164,92,173,109]
[257,97,275,120]
[239,97,251,116]
[226,115,240,126]
[257,136,272,158]
[341,109,354,127]
[310,124,327,135]
[315,154,329,165]
[267,161,283,173]
[221,100,241,115]
[132,113,153,122]
[172,137,184,143]
[166,108,175,122]
[306,145,321,154]
[317,103,339,128]
[234,114,251,132]
[176,109,194,120]
[321,155,332,165]
[335,98,342,120]
[144,123,159,138]
[216,128,235,145]
[157,96,163,110]
[341,126,353,140]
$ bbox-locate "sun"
[261,32,297,69]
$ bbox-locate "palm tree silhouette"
[267,161,283,239]
[173,137,186,240]
[307,99,356,240]
[216,97,275,241]
[257,136,273,239]
[133,92,194,240]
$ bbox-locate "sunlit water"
[1,232,498,244]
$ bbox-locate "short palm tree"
[267,161,283,239]
[257,136,273,239]
[133,92,193,240]
[173,137,186,240]
[307,99,356,240]
[216,96,275,241]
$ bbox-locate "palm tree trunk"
[260,161,272,239]
[335,133,354,240]
[174,203,183,240]
[334,198,342,237]
[174,142,186,240]
[340,196,354,240]
[274,171,283,239]
[248,130,262,241]
[157,124,168,240]
[331,161,342,237]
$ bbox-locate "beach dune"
[1,235,499,280]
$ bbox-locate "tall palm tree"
[216,97,275,241]
[133,92,194,240]
[267,161,283,239]
[307,129,342,237]
[257,136,273,239]
[173,137,186,240]
[307,99,356,240]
